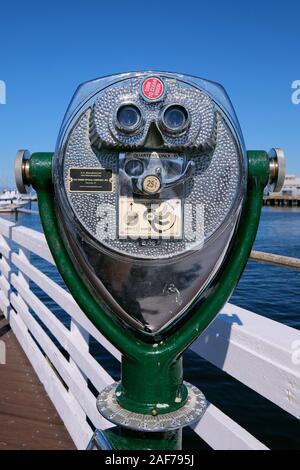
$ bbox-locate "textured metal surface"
[61,93,242,258]
[97,381,207,432]
[90,77,216,150]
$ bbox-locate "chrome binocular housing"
[14,72,285,339]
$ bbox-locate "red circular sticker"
[141,76,164,101]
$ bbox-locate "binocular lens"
[162,105,188,132]
[116,105,141,131]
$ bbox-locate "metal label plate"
[68,168,113,193]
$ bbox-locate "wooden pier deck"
[0,313,75,450]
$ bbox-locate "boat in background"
[0,189,36,212]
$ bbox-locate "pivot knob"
[268,148,285,193]
[15,149,31,194]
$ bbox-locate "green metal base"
[104,427,182,450]
[117,355,187,415]
[97,380,207,433]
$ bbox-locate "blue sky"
[0,0,299,187]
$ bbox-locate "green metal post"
[118,354,188,415]
[104,428,182,450]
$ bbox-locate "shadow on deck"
[0,313,75,450]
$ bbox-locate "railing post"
[68,318,92,443]
[0,222,14,319]
[16,242,31,313]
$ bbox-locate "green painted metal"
[117,355,188,414]
[28,150,269,424]
[29,152,53,190]
[104,427,182,450]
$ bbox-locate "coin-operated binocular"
[15,72,285,450]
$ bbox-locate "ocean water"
[1,205,300,449]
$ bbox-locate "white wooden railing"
[0,216,299,450]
